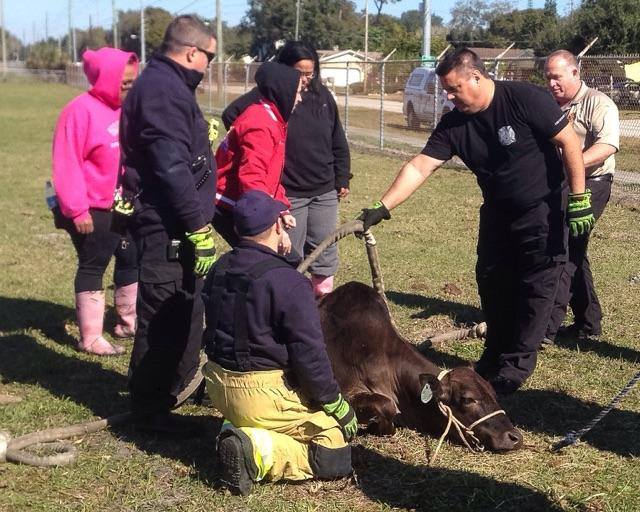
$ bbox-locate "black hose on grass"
[0,352,207,467]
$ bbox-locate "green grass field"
[1,79,640,512]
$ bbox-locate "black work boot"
[488,375,521,395]
[558,323,600,342]
[218,431,258,496]
[539,336,555,350]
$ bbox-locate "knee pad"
[308,442,352,479]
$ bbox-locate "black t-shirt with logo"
[422,80,568,210]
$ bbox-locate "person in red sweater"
[213,62,302,252]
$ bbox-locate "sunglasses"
[173,38,216,64]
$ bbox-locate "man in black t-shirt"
[359,48,594,394]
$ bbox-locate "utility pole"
[140,1,146,64]
[72,26,77,62]
[363,0,369,94]
[112,0,119,49]
[45,12,49,41]
[1,0,6,76]
[295,0,301,39]
[364,0,369,61]
[422,0,432,64]
[216,0,223,60]
[68,0,73,57]
[216,0,224,102]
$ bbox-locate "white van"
[402,67,454,129]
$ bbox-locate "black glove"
[358,201,391,231]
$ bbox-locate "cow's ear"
[418,373,440,404]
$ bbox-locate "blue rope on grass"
[552,369,640,452]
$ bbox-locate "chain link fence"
[9,54,638,199]
[197,56,640,200]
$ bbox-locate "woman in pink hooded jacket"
[52,47,138,356]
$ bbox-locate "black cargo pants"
[546,176,612,339]
[128,230,204,412]
[475,192,568,385]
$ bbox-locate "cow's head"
[418,367,522,452]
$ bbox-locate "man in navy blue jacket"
[202,190,356,495]
[120,15,217,433]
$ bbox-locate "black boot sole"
[218,435,254,496]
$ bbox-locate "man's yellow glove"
[323,393,358,442]
[568,189,595,237]
[208,118,220,144]
[185,224,217,277]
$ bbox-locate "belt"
[586,174,613,183]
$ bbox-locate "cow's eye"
[461,396,478,406]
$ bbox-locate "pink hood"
[52,48,138,221]
[83,47,138,109]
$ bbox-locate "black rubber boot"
[218,430,258,496]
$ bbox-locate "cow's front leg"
[349,392,398,435]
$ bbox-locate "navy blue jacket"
[120,54,216,237]
[222,85,351,198]
[203,240,341,405]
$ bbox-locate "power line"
[175,0,206,14]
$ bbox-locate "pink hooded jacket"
[52,47,138,222]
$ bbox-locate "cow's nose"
[506,428,523,449]
[490,428,523,451]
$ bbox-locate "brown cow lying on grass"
[319,282,523,452]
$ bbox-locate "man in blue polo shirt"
[359,48,593,394]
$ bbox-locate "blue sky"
[4,0,574,43]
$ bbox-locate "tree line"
[2,0,638,70]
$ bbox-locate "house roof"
[317,49,384,62]
[467,47,535,59]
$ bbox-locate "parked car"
[403,67,454,129]
[586,77,640,109]
[610,79,640,108]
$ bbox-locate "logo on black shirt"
[498,125,516,146]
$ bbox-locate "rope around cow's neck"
[428,369,506,465]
